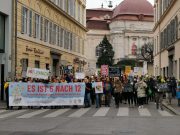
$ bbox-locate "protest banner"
[101,65,109,76]
[94,82,103,94]
[9,82,85,106]
[26,67,49,80]
[75,72,85,79]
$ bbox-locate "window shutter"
[40,16,43,40]
[29,10,32,36]
[21,7,25,34]
[34,14,36,38]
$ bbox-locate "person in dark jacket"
[4,78,13,110]
[84,78,92,108]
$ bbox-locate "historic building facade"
[13,0,87,78]
[0,0,13,100]
[153,0,180,79]
[85,0,154,75]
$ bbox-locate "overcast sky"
[87,0,154,9]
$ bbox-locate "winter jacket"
[123,82,133,93]
[114,80,123,93]
[135,81,147,98]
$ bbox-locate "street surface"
[0,102,179,135]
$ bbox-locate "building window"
[22,59,28,72]
[21,7,28,34]
[64,0,68,12]
[44,19,49,42]
[131,43,137,55]
[96,45,101,57]
[0,14,5,53]
[46,63,49,70]
[34,14,40,38]
[35,61,40,68]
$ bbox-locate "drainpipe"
[14,0,18,79]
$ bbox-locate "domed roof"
[113,0,153,18]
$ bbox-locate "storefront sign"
[75,72,85,79]
[9,82,85,106]
[101,65,109,76]
[26,67,49,79]
[26,46,44,55]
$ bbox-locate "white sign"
[26,67,49,80]
[94,82,103,94]
[75,72,85,79]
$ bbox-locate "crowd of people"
[3,74,179,111]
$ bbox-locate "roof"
[113,0,154,18]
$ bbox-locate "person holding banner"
[113,77,123,108]
[95,78,103,108]
[4,78,13,110]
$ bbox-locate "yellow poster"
[125,66,131,75]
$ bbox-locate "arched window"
[96,45,101,57]
[131,43,137,55]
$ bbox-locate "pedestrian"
[135,77,147,109]
[95,78,103,108]
[124,79,134,107]
[4,78,13,110]
[113,77,123,108]
[155,76,165,110]
[103,77,112,107]
[84,78,92,108]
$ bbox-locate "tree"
[96,35,114,68]
[141,42,154,62]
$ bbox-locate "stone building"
[85,0,154,75]
[153,0,180,79]
[12,0,87,78]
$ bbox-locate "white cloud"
[86,0,154,9]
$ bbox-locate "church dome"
[112,0,153,18]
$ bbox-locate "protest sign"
[109,67,121,77]
[75,72,85,79]
[26,67,49,80]
[94,82,103,94]
[101,65,109,76]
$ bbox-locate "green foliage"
[96,35,114,68]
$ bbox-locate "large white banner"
[26,67,49,80]
[9,82,85,106]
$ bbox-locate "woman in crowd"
[103,77,112,107]
[113,77,123,108]
[124,79,134,107]
[135,77,147,109]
